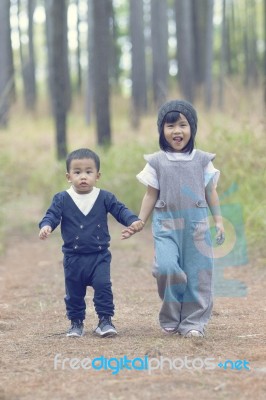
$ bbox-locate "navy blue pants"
[63,250,114,321]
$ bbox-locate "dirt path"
[0,221,266,400]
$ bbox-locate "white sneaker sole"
[94,327,117,338]
[161,327,179,335]
[184,330,204,338]
[66,329,85,338]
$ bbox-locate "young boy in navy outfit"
[39,148,144,338]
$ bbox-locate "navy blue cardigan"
[39,189,139,254]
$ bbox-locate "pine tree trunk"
[129,0,147,128]
[92,0,112,145]
[204,0,214,109]
[151,0,169,107]
[0,0,14,128]
[45,0,70,159]
[175,0,195,102]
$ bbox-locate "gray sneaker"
[94,316,117,338]
[66,320,84,337]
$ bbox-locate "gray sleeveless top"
[146,150,215,212]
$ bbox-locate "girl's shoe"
[184,330,204,338]
[161,327,179,335]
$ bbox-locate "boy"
[39,148,144,338]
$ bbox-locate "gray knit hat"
[157,99,198,137]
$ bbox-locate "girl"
[123,99,225,338]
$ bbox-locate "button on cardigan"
[39,189,139,254]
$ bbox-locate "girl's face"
[66,158,101,194]
[163,113,191,152]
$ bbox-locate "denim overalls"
[147,150,215,335]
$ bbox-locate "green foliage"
[0,106,265,262]
[199,120,266,259]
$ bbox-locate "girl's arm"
[205,180,225,245]
[138,185,159,224]
[121,185,159,239]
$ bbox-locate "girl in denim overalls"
[123,100,225,338]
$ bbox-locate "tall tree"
[109,2,120,86]
[243,0,258,88]
[192,0,208,85]
[175,0,195,102]
[75,0,82,93]
[45,0,70,159]
[0,0,14,128]
[92,0,112,145]
[17,0,37,110]
[218,0,226,109]
[85,0,94,125]
[204,0,214,109]
[151,0,169,107]
[264,0,266,105]
[129,0,147,128]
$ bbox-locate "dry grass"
[0,221,266,400]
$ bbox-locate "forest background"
[0,0,265,261]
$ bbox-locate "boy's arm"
[205,180,225,245]
[122,186,159,239]
[105,191,141,227]
[38,193,63,240]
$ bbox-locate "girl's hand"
[39,225,52,240]
[215,223,225,245]
[121,220,145,240]
[131,220,145,232]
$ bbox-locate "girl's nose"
[173,124,181,134]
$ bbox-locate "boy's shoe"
[66,320,84,337]
[94,316,117,338]
[184,330,204,338]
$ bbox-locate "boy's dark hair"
[66,148,100,172]
[159,111,195,154]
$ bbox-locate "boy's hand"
[39,226,52,240]
[215,223,225,245]
[121,220,145,240]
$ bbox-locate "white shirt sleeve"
[136,163,159,189]
[204,161,220,188]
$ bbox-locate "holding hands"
[121,220,145,240]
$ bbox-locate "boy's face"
[163,113,191,152]
[66,158,101,194]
